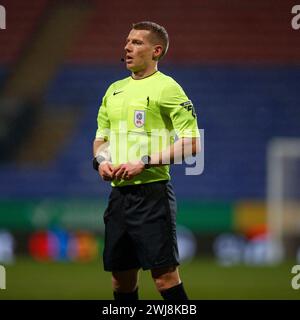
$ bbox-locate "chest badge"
[134,110,145,127]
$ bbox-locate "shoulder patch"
[180,100,196,118]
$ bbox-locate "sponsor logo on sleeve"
[180,100,196,118]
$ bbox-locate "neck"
[131,65,158,80]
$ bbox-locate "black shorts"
[102,180,180,272]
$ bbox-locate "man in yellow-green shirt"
[93,21,200,300]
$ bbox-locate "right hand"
[98,161,115,181]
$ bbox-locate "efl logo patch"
[134,110,145,128]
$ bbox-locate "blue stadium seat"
[0,66,300,199]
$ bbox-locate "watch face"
[142,155,150,165]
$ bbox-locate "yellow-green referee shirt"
[96,71,200,187]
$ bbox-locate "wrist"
[99,160,110,168]
[93,155,108,171]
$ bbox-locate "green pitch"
[1,257,299,299]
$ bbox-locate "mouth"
[126,55,133,63]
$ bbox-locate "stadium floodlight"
[267,138,300,262]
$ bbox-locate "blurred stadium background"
[1,0,300,299]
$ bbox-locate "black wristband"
[93,155,106,171]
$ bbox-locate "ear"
[152,45,163,61]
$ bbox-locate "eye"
[132,40,143,45]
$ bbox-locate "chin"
[126,63,143,72]
[126,64,135,71]
[126,63,147,74]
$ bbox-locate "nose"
[124,41,132,52]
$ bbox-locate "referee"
[93,21,200,300]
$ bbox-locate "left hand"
[113,160,145,180]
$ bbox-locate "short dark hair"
[132,21,169,60]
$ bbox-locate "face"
[124,29,161,72]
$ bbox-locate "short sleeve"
[95,86,113,140]
[159,81,200,138]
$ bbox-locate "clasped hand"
[98,160,145,181]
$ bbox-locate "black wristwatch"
[93,155,106,171]
[141,155,151,169]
